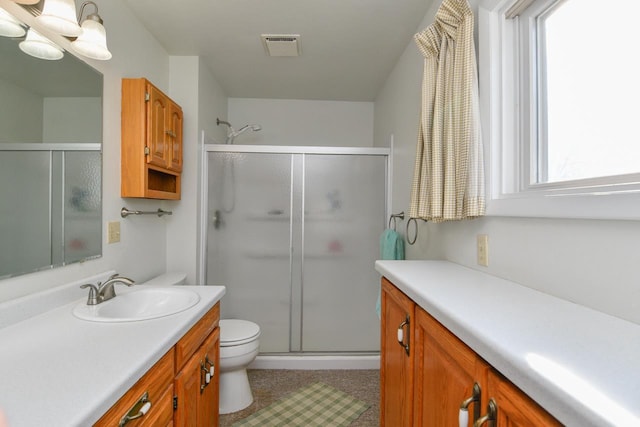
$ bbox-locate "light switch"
[107,221,121,244]
[477,234,489,267]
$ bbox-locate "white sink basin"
[72,287,200,322]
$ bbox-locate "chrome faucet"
[80,274,135,305]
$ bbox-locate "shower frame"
[198,133,392,355]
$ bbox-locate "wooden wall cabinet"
[122,78,183,200]
[95,303,220,427]
[380,278,561,427]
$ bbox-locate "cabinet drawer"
[137,384,174,427]
[175,303,220,371]
[94,349,174,427]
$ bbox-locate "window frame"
[479,0,640,220]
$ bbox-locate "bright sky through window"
[541,0,640,183]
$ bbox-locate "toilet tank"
[141,272,187,287]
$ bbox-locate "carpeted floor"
[220,369,380,427]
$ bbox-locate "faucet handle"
[80,284,99,305]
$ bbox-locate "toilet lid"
[220,319,260,346]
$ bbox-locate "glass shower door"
[207,152,293,352]
[205,147,388,354]
[301,154,386,352]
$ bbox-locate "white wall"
[373,0,445,260]
[0,0,172,301]
[374,0,640,325]
[228,98,374,147]
[0,79,42,142]
[43,97,101,143]
[165,57,228,285]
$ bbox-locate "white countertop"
[375,260,640,427]
[0,274,225,427]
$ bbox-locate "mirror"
[0,25,103,279]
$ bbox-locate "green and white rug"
[232,382,370,427]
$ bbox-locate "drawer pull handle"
[200,356,213,392]
[205,355,215,377]
[473,399,497,427]
[119,391,151,427]
[397,315,410,356]
[459,383,481,427]
[165,130,177,138]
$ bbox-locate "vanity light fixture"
[0,7,26,38]
[70,1,111,60]
[35,0,82,37]
[19,27,64,60]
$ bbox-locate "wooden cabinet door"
[146,84,169,168]
[487,370,561,427]
[167,102,183,172]
[201,328,220,427]
[414,307,489,426]
[174,328,220,427]
[380,278,415,427]
[174,347,200,427]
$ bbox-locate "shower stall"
[201,141,389,356]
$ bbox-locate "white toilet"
[219,319,261,414]
[141,272,187,286]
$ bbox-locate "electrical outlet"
[477,234,489,267]
[107,221,121,244]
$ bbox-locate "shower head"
[227,124,261,144]
[217,118,261,144]
[234,124,262,135]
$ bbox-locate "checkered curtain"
[409,0,485,222]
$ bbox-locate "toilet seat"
[220,319,260,347]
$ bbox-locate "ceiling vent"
[261,34,301,57]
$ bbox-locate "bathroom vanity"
[0,271,225,427]
[377,260,640,427]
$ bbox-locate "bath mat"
[232,381,370,427]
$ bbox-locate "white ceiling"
[122,0,434,102]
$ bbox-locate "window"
[480,0,640,219]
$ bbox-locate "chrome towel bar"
[121,207,173,218]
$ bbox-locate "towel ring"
[388,211,405,230]
[406,218,418,245]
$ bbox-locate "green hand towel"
[376,229,405,318]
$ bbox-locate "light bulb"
[0,7,25,38]
[35,0,82,37]
[19,28,64,60]
[71,18,111,60]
